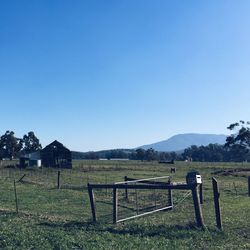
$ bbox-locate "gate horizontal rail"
[88,183,193,190]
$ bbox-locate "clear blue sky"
[1,1,250,151]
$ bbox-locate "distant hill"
[139,133,227,152]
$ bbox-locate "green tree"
[135,148,146,161]
[182,144,226,162]
[0,131,23,160]
[158,152,170,161]
[225,120,250,161]
[22,131,42,154]
[0,140,5,160]
[145,148,157,161]
[170,151,177,161]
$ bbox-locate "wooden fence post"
[124,176,128,201]
[168,179,173,208]
[247,176,250,197]
[13,180,19,214]
[191,184,205,228]
[199,183,203,204]
[248,176,250,197]
[57,171,60,189]
[88,184,96,222]
[212,177,222,230]
[105,175,108,196]
[113,187,118,224]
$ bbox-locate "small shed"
[40,140,72,168]
[19,151,41,168]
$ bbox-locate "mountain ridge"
[139,133,227,152]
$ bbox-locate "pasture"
[0,160,249,249]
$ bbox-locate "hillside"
[139,133,227,152]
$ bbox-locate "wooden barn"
[40,140,72,168]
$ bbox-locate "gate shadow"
[37,220,210,239]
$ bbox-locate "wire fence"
[0,166,249,224]
[0,167,103,221]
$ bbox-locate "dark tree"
[225,121,250,149]
[158,152,169,161]
[22,131,42,154]
[145,148,157,161]
[170,151,177,161]
[84,151,99,160]
[225,120,250,161]
[0,141,5,160]
[135,148,146,161]
[182,144,227,162]
[0,131,23,160]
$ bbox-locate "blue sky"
[1,1,250,151]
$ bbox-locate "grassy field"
[0,160,249,249]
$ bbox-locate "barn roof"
[42,140,70,152]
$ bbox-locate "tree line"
[72,148,177,161]
[75,121,250,162]
[75,144,249,162]
[2,120,250,162]
[0,131,42,160]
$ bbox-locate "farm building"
[19,140,72,168]
[19,151,41,168]
[40,140,72,168]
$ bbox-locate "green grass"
[0,160,249,249]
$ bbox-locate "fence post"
[13,180,19,214]
[88,184,96,222]
[57,171,60,189]
[105,175,108,196]
[212,177,223,230]
[124,176,128,201]
[113,187,118,224]
[168,179,173,208]
[248,176,250,197]
[191,184,205,228]
[199,183,203,204]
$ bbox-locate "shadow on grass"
[55,185,88,191]
[39,220,93,229]
[0,210,17,216]
[37,219,214,239]
[101,223,210,239]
